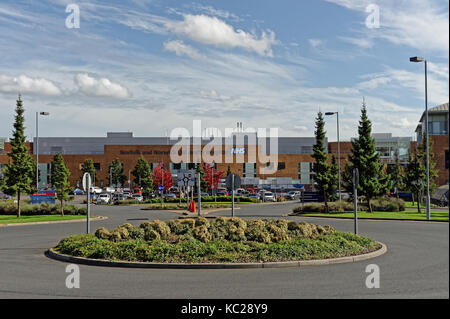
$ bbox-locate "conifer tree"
[311,112,335,212]
[51,153,70,216]
[81,159,96,186]
[132,156,154,196]
[342,101,389,212]
[109,159,126,187]
[386,151,404,199]
[4,96,35,218]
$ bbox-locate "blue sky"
[0,0,448,141]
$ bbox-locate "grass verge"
[0,214,87,225]
[291,210,449,221]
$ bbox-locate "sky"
[0,0,448,142]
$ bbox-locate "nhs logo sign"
[230,147,246,154]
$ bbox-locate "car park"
[123,191,132,198]
[165,193,177,199]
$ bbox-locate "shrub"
[93,218,336,244]
[293,198,405,214]
[0,201,86,216]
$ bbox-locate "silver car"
[96,193,111,204]
[263,192,276,202]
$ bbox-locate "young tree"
[109,159,126,187]
[152,162,173,191]
[330,155,339,201]
[132,156,154,196]
[386,151,405,199]
[226,165,231,177]
[4,96,36,218]
[405,152,426,213]
[81,159,96,186]
[311,112,335,213]
[51,153,71,216]
[342,101,389,212]
[196,163,208,192]
[203,163,224,192]
[417,131,439,194]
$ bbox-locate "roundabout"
[0,202,447,298]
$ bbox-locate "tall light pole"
[35,111,50,190]
[410,56,430,220]
[325,111,341,201]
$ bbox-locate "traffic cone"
[190,200,196,212]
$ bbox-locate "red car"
[133,188,142,194]
[217,191,229,196]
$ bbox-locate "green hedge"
[56,219,379,263]
[0,201,86,216]
[293,198,405,214]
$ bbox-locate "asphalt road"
[0,202,448,298]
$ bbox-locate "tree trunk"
[417,193,421,214]
[324,192,329,213]
[367,198,373,213]
[60,198,64,217]
[17,191,21,218]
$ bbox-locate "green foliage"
[405,150,427,213]
[292,198,405,214]
[131,156,153,194]
[342,102,390,212]
[56,229,379,263]
[109,159,126,187]
[81,159,96,185]
[3,96,36,217]
[51,153,71,216]
[386,151,405,196]
[0,201,86,215]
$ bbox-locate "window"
[277,162,286,170]
[94,163,101,170]
[298,162,314,184]
[243,163,256,177]
[172,163,181,170]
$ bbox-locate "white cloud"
[308,39,323,48]
[0,74,62,96]
[74,74,130,99]
[326,0,449,55]
[163,40,202,59]
[164,14,277,57]
[339,36,373,48]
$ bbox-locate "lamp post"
[35,111,50,190]
[325,111,341,201]
[410,56,430,220]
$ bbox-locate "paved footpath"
[0,202,448,298]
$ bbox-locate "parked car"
[105,187,115,193]
[132,193,144,202]
[96,193,111,204]
[123,191,132,199]
[263,192,276,202]
[69,188,84,195]
[165,193,177,199]
[113,193,125,202]
[217,190,229,196]
[133,188,142,194]
[90,186,102,194]
[248,193,261,200]
[0,192,11,199]
[143,192,156,199]
[285,191,301,200]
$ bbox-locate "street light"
[325,111,341,201]
[410,56,430,220]
[36,111,50,190]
